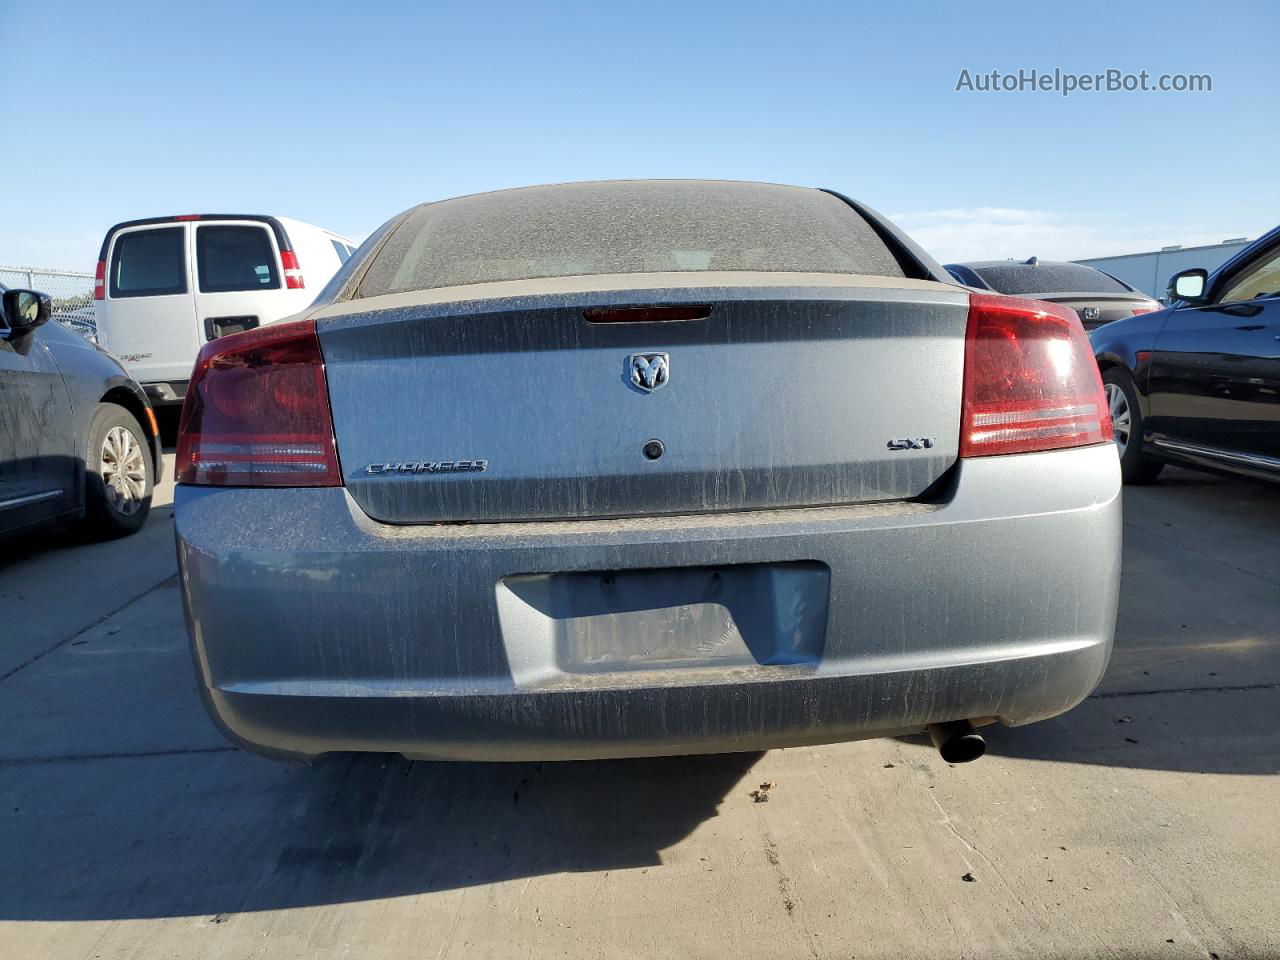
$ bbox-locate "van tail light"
[960,293,1112,457]
[175,318,340,486]
[281,250,305,289]
[94,260,105,300]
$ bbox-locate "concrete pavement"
[3,460,1278,959]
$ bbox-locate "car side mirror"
[2,288,52,339]
[1168,269,1208,305]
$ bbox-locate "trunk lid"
[315,273,968,523]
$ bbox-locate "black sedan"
[1091,225,1280,484]
[946,258,1160,329]
[0,285,162,537]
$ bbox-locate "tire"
[1101,368,1164,485]
[82,403,154,538]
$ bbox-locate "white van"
[94,215,357,405]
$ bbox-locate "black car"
[1090,225,1280,484]
[0,285,162,537]
[946,258,1160,330]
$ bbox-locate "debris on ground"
[961,872,977,882]
[883,762,896,768]
[1116,716,1134,724]
[1125,737,1140,744]
[209,914,228,924]
[750,782,777,803]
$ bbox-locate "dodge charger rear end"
[175,181,1121,764]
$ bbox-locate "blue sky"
[2,0,1275,269]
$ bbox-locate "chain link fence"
[0,265,97,341]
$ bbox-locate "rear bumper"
[175,444,1122,762]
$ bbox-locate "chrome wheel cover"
[1105,383,1131,456]
[101,425,147,516]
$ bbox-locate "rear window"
[196,225,280,293]
[110,227,187,298]
[358,181,907,297]
[971,263,1131,296]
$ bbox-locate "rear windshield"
[196,225,280,293]
[110,227,187,298]
[971,262,1131,296]
[357,181,906,297]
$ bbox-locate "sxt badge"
[887,437,935,451]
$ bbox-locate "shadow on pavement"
[0,521,94,569]
[0,749,761,921]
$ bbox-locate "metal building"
[1075,239,1251,299]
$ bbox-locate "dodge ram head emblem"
[629,353,670,392]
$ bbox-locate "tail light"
[94,260,105,300]
[960,293,1112,457]
[1131,304,1159,316]
[175,318,340,486]
[281,250,305,289]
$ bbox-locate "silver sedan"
[175,180,1121,765]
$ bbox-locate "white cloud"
[891,207,1256,265]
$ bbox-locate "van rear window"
[196,225,280,293]
[110,227,187,298]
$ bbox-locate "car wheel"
[83,403,154,538]
[1102,369,1163,484]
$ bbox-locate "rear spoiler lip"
[97,214,294,259]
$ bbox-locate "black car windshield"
[972,262,1131,296]
[357,181,907,296]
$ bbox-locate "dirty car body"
[174,181,1121,763]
